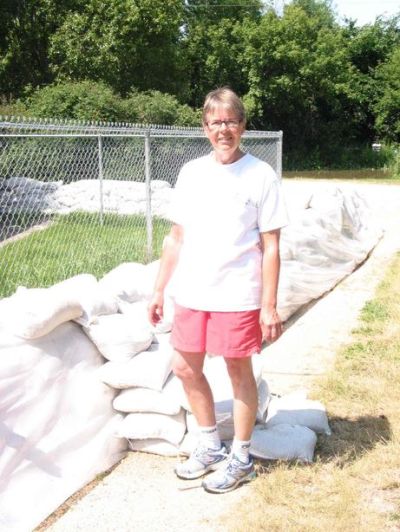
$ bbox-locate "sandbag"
[250,423,317,463]
[74,284,119,327]
[128,438,180,457]
[256,378,271,422]
[112,376,182,416]
[265,392,331,435]
[276,188,382,322]
[99,260,161,303]
[118,294,175,334]
[116,410,186,446]
[0,274,99,339]
[98,262,147,302]
[97,333,174,391]
[83,313,154,362]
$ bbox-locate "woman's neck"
[213,148,245,165]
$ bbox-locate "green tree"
[182,0,263,106]
[49,0,186,97]
[240,1,355,163]
[0,0,83,98]
[343,16,400,143]
[374,46,400,142]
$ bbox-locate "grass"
[0,212,170,297]
[223,252,400,532]
[283,168,400,184]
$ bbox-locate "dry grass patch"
[222,252,400,532]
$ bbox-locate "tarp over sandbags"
[277,186,382,321]
[0,323,127,532]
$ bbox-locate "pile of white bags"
[0,275,126,532]
[0,185,380,530]
[87,262,330,467]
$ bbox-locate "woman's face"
[203,106,245,164]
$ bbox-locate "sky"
[332,0,399,26]
[276,1,399,26]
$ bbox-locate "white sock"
[232,437,251,463]
[199,425,221,450]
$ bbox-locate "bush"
[0,96,26,117]
[283,143,393,171]
[9,82,201,127]
[22,80,126,122]
[122,90,201,126]
[383,143,400,178]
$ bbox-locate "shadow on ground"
[316,413,392,466]
[253,414,391,474]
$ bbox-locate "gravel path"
[43,180,400,532]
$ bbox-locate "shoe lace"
[193,444,227,461]
[226,455,246,475]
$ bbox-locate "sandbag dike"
[0,185,382,531]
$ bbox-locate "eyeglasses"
[206,119,241,131]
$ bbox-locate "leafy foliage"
[374,47,400,142]
[121,90,201,126]
[49,0,186,97]
[23,80,125,121]
[1,0,400,168]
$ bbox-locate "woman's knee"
[225,357,255,388]
[172,350,205,383]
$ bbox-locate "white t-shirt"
[168,152,288,311]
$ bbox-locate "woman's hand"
[260,307,283,343]
[148,291,164,326]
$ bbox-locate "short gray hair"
[202,87,246,124]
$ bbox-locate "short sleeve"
[166,169,186,225]
[258,177,289,232]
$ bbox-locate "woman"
[148,87,288,494]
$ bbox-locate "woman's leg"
[224,356,258,441]
[172,349,216,427]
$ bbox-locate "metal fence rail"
[0,117,282,297]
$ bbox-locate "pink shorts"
[171,304,262,358]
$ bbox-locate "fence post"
[98,135,104,225]
[144,130,153,262]
[277,131,283,180]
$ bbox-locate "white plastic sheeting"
[278,186,382,320]
[0,323,127,532]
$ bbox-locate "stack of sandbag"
[92,261,331,465]
[93,327,186,452]
[82,261,185,452]
[0,274,127,532]
[90,261,273,456]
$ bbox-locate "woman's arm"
[259,229,283,343]
[147,223,183,325]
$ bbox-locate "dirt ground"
[40,179,400,532]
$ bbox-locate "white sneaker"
[175,443,228,480]
[202,454,256,493]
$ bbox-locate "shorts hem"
[212,346,261,359]
[171,340,206,354]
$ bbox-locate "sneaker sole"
[202,470,256,494]
[175,458,227,480]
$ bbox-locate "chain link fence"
[0,117,282,297]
